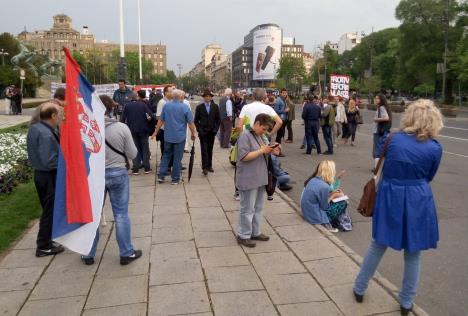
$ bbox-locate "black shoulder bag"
[251,132,277,196]
[105,140,130,170]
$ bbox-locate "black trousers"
[286,119,293,140]
[304,120,321,154]
[132,132,151,172]
[199,132,216,170]
[34,170,57,250]
[275,120,287,143]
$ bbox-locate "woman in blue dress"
[301,160,343,233]
[353,100,444,315]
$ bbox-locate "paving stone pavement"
[0,141,425,316]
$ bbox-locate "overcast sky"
[0,0,401,73]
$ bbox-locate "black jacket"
[194,102,221,135]
[302,102,321,121]
[120,100,153,134]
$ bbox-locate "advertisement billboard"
[253,27,282,81]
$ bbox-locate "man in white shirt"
[154,85,173,156]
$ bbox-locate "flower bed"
[0,132,32,195]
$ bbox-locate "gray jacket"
[105,118,138,169]
[27,121,59,172]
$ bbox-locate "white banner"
[330,75,350,99]
[253,28,282,81]
[51,82,119,99]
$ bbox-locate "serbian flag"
[52,48,106,255]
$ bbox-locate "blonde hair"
[317,160,336,185]
[400,99,443,141]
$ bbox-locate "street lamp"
[0,49,9,66]
[117,0,127,81]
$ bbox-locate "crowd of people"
[24,81,445,315]
[2,85,23,115]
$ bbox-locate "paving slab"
[153,213,191,229]
[277,301,344,316]
[265,212,306,227]
[211,290,278,316]
[275,224,323,242]
[148,282,211,316]
[86,275,148,309]
[187,193,221,208]
[260,273,328,305]
[83,303,147,316]
[305,256,361,287]
[12,233,37,250]
[129,213,153,225]
[0,290,30,316]
[324,282,400,316]
[199,246,249,268]
[0,266,44,291]
[263,201,297,214]
[205,265,264,293]
[288,238,343,262]
[194,230,238,248]
[0,249,52,268]
[191,217,232,232]
[150,241,197,262]
[249,252,306,276]
[46,253,99,274]
[29,270,93,300]
[132,223,153,238]
[241,234,288,254]
[19,295,86,316]
[151,226,194,244]
[150,258,204,286]
[153,204,188,215]
[189,206,226,219]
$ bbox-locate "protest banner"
[330,74,350,99]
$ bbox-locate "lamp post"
[0,49,9,66]
[137,0,143,83]
[117,0,127,81]
[441,0,449,103]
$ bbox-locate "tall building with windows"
[338,32,362,54]
[17,14,167,75]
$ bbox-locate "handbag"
[357,133,394,217]
[251,132,277,196]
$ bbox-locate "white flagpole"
[119,0,125,58]
[137,0,143,82]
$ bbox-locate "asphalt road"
[278,105,468,316]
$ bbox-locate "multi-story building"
[303,52,316,74]
[201,44,223,74]
[17,14,167,76]
[206,53,228,87]
[281,37,304,59]
[231,46,253,88]
[212,55,231,92]
[338,32,362,54]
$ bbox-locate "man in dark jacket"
[27,102,65,257]
[194,90,221,175]
[121,90,153,174]
[218,88,233,148]
[113,79,133,118]
[302,95,322,155]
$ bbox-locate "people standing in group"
[112,79,133,119]
[149,88,163,114]
[320,96,336,155]
[233,90,246,128]
[218,88,233,148]
[301,160,342,233]
[182,92,193,153]
[26,102,65,257]
[81,95,141,266]
[343,95,360,146]
[302,95,322,155]
[354,100,444,316]
[154,89,197,185]
[334,96,347,145]
[372,93,392,166]
[194,89,221,175]
[120,90,153,175]
[284,94,295,143]
[273,88,289,145]
[236,113,280,248]
[2,85,14,115]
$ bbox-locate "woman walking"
[343,96,360,146]
[353,100,444,315]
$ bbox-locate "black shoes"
[323,151,333,155]
[400,305,412,316]
[202,169,208,175]
[120,249,143,265]
[81,256,95,265]
[35,245,65,257]
[279,184,293,191]
[236,236,256,248]
[207,167,214,173]
[251,234,270,241]
[353,290,364,303]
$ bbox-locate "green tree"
[277,56,307,95]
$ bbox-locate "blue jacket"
[27,122,59,171]
[302,102,321,121]
[113,88,134,113]
[120,100,153,134]
[274,97,287,119]
[301,177,330,225]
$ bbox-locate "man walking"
[320,96,335,155]
[27,102,64,257]
[194,89,221,175]
[113,79,133,118]
[154,89,197,184]
[218,88,233,148]
[121,90,153,174]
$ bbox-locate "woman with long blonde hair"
[354,100,444,315]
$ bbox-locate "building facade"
[338,32,362,54]
[17,14,167,76]
[212,55,231,92]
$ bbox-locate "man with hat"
[218,88,234,148]
[194,90,221,175]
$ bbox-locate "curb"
[274,189,429,316]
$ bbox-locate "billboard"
[330,75,350,99]
[253,27,282,81]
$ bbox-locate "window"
[159,54,163,59]
[159,62,163,66]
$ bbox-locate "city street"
[278,104,468,316]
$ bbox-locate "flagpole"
[137,0,143,83]
[117,0,127,81]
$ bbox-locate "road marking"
[438,135,468,141]
[443,126,468,131]
[443,151,468,158]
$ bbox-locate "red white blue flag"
[52,48,106,255]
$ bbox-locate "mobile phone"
[269,143,280,148]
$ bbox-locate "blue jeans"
[84,168,134,258]
[276,174,290,187]
[158,141,185,182]
[238,186,265,239]
[322,125,333,153]
[354,240,421,309]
